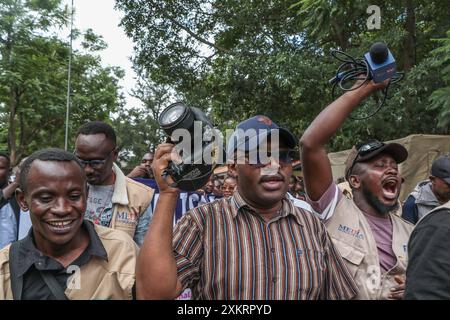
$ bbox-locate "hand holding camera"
[152,143,181,195]
[158,102,222,191]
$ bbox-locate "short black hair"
[0,152,11,166]
[77,121,117,146]
[20,148,84,193]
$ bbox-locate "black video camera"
[158,102,222,191]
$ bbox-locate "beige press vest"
[326,195,413,299]
[0,225,138,300]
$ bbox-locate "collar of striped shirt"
[230,190,304,226]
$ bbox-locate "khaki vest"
[326,195,414,299]
[107,164,154,238]
[0,225,138,300]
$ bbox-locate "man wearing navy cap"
[136,115,357,300]
[402,156,450,224]
[300,80,414,299]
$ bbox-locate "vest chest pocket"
[331,238,365,278]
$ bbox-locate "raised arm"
[136,143,183,299]
[0,180,19,207]
[299,80,388,201]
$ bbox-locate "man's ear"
[112,147,119,162]
[15,188,29,211]
[348,175,361,189]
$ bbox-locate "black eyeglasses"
[75,149,116,169]
[242,150,295,168]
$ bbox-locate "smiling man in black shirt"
[0,148,138,300]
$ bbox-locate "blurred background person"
[402,155,450,224]
[212,177,223,198]
[127,152,154,179]
[199,177,220,204]
[220,175,237,198]
[0,152,20,249]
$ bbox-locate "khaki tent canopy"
[327,134,450,202]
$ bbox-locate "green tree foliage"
[0,0,124,164]
[428,30,450,128]
[116,0,450,152]
[113,74,170,168]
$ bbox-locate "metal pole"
[64,0,74,151]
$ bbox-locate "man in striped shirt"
[136,116,357,300]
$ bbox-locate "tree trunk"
[331,19,349,51]
[17,111,25,164]
[401,0,417,131]
[7,88,18,166]
[3,27,20,165]
[403,0,416,71]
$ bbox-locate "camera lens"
[159,102,195,136]
[160,104,187,126]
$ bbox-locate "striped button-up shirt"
[173,191,357,300]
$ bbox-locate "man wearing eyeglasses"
[136,115,357,300]
[74,121,155,246]
[300,80,413,300]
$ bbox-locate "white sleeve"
[287,193,313,212]
[308,183,341,221]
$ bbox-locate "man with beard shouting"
[300,79,413,300]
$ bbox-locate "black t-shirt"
[16,221,108,300]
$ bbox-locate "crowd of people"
[0,78,449,300]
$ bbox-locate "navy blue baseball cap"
[226,115,297,159]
